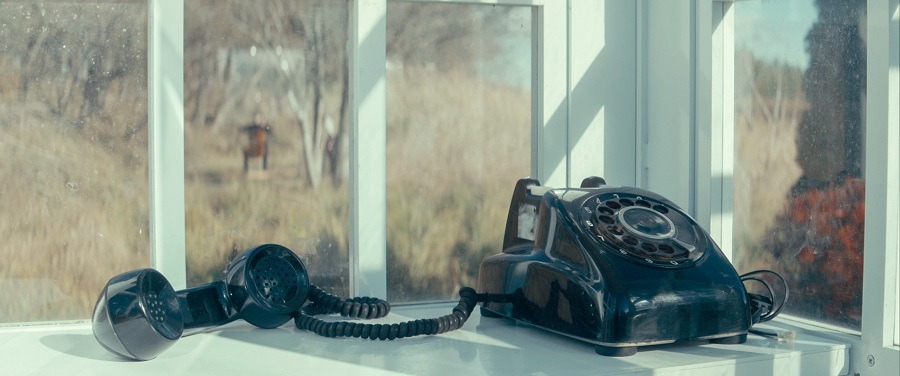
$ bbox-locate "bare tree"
[184,0,348,189]
[1,3,147,133]
[179,1,515,189]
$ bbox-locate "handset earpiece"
[218,243,311,328]
[92,268,183,361]
[92,244,311,360]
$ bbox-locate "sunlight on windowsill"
[0,303,849,376]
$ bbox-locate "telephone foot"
[709,333,747,345]
[594,345,637,357]
[479,307,504,318]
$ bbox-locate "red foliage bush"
[764,177,864,328]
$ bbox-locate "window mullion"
[534,1,568,187]
[148,0,186,289]
[859,0,900,372]
[719,2,735,259]
[694,0,714,242]
[567,0,638,188]
[350,0,387,298]
[640,0,694,209]
[699,1,735,259]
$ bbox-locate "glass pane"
[386,3,532,301]
[0,1,149,322]
[733,0,866,329]
[184,1,350,296]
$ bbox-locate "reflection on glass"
[386,3,532,301]
[733,0,866,329]
[184,1,350,296]
[0,2,149,322]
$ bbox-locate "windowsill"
[1,303,849,376]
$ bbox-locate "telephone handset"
[93,244,313,360]
[92,177,786,361]
[92,244,481,361]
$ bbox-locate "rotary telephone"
[92,177,786,360]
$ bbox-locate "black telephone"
[477,177,785,355]
[92,177,785,360]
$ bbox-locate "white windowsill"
[0,303,849,376]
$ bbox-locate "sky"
[734,0,819,70]
[482,0,822,88]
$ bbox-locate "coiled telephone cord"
[294,285,490,340]
[296,270,789,342]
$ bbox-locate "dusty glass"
[385,3,533,301]
[184,0,350,296]
[0,1,149,322]
[733,0,866,330]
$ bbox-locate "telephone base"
[477,178,754,356]
[594,345,637,357]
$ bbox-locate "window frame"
[691,0,900,374]
[856,2,900,372]
[149,0,187,290]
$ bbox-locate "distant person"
[241,114,272,172]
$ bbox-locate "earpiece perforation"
[251,254,300,304]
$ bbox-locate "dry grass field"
[385,68,530,301]
[0,98,149,322]
[0,66,528,322]
[0,0,531,323]
[1,1,150,322]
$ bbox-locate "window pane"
[733,0,866,329]
[0,1,149,322]
[184,1,350,296]
[386,3,532,301]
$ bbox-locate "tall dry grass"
[731,49,806,272]
[1,60,528,323]
[732,106,805,270]
[0,2,149,322]
[0,101,149,323]
[386,68,530,301]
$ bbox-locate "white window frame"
[687,0,900,375]
[149,0,187,290]
[857,3,900,373]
